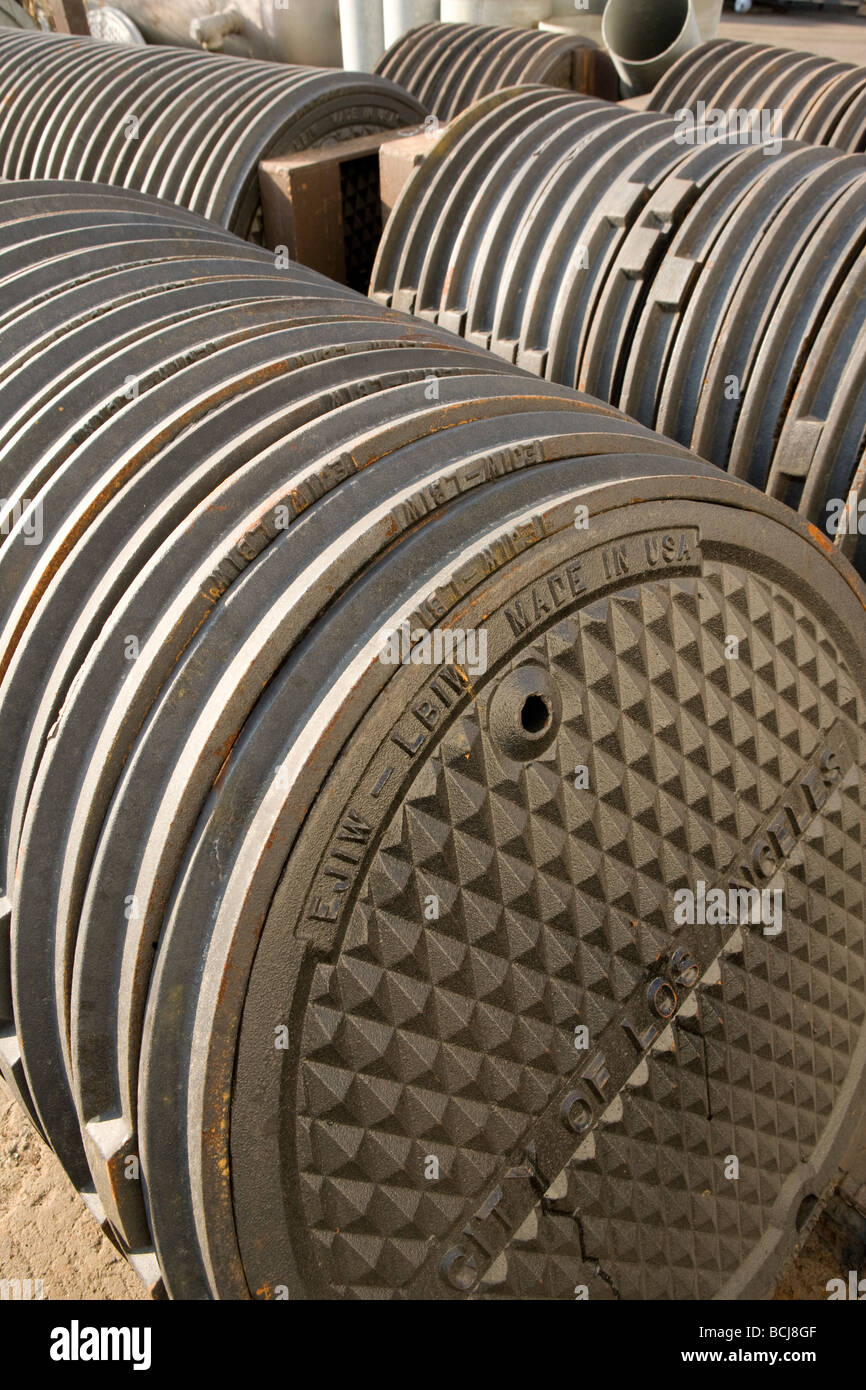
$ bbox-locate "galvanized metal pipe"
[693,0,722,43]
[441,0,552,24]
[383,0,439,49]
[603,0,701,94]
[339,0,385,71]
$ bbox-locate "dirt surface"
[0,1080,146,1301]
[772,1236,851,1302]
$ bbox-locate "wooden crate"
[259,125,429,291]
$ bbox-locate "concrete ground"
[719,10,866,66]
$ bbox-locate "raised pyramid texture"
[296,563,866,1297]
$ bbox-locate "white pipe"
[693,0,723,42]
[339,0,385,71]
[190,8,245,51]
[383,0,438,48]
[441,1,552,26]
[602,0,700,94]
[550,0,605,12]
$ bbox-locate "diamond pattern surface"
[295,563,866,1298]
[341,154,384,293]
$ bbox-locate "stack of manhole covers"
[3,181,866,1301]
[374,19,617,120]
[649,39,866,154]
[370,87,866,580]
[0,28,426,238]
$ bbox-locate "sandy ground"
[0,1080,145,1301]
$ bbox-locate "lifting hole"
[520,694,550,735]
[795,1194,818,1232]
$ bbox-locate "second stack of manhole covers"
[374,19,618,120]
[3,183,866,1305]
[649,39,866,155]
[0,28,426,238]
[371,88,866,578]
